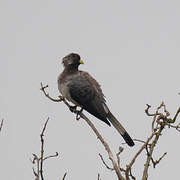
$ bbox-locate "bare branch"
[40,83,125,180]
[126,132,155,179]
[40,83,63,102]
[170,107,180,123]
[40,83,180,180]
[32,167,38,179]
[133,139,148,144]
[167,123,180,132]
[151,152,167,168]
[0,119,4,132]
[39,118,49,180]
[31,118,59,180]
[129,168,136,180]
[142,104,180,180]
[97,173,101,180]
[81,113,125,180]
[116,147,124,171]
[62,172,67,180]
[142,130,162,180]
[31,154,40,179]
[99,153,114,171]
[145,104,155,116]
[32,154,39,164]
[43,152,59,161]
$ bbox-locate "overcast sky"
[1,0,180,179]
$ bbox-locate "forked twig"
[141,103,180,180]
[99,153,114,171]
[31,118,59,180]
[40,83,125,180]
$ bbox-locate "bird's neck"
[63,66,79,74]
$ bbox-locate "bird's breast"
[58,74,79,105]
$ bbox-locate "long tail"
[107,112,134,147]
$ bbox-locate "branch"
[99,153,114,171]
[62,172,67,180]
[31,118,59,180]
[80,113,125,180]
[40,83,63,102]
[40,83,125,180]
[40,118,49,180]
[133,139,149,145]
[142,127,163,180]
[40,83,180,180]
[116,146,124,172]
[43,152,59,161]
[126,103,180,180]
[167,123,180,132]
[97,173,101,180]
[126,132,155,179]
[31,154,40,179]
[142,104,180,180]
[151,152,167,168]
[0,119,3,132]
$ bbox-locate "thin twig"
[142,104,180,180]
[97,173,101,180]
[81,113,125,180]
[99,153,114,171]
[126,132,155,179]
[133,139,147,144]
[152,102,164,132]
[31,154,40,180]
[40,118,49,180]
[129,168,136,180]
[167,123,180,132]
[142,103,166,180]
[142,126,164,180]
[31,118,59,180]
[43,152,59,161]
[62,172,67,180]
[40,83,63,102]
[116,146,124,171]
[0,119,4,132]
[145,104,155,116]
[151,152,167,168]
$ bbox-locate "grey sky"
[1,0,180,179]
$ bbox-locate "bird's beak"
[79,59,84,64]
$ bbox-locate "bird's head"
[62,53,84,69]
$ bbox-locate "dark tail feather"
[107,112,135,147]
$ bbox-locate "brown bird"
[58,53,134,147]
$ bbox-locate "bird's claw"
[69,105,83,120]
[58,95,64,101]
[76,108,83,120]
[69,105,77,113]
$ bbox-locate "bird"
[58,53,134,147]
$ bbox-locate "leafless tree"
[39,83,180,180]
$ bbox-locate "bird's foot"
[76,107,83,120]
[69,105,77,113]
[58,95,65,101]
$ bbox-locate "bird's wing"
[80,71,106,102]
[68,73,95,104]
[68,71,110,125]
